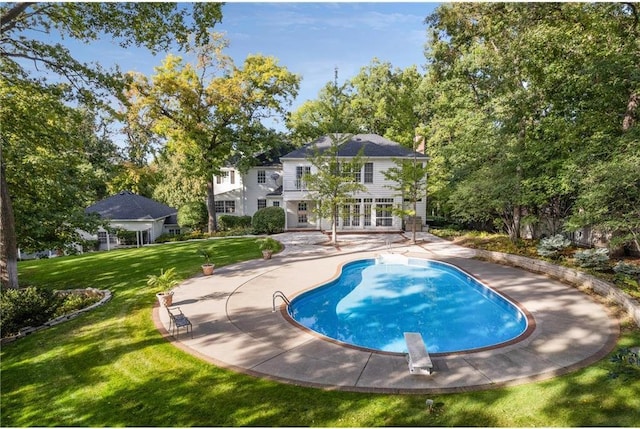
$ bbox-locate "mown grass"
[1,236,639,426]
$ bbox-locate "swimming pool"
[288,255,528,354]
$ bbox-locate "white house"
[280,134,428,231]
[212,153,284,217]
[84,191,179,250]
[213,133,428,233]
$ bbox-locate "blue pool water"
[288,258,528,353]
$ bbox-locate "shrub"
[178,201,208,230]
[257,237,281,252]
[146,267,181,292]
[573,248,610,270]
[219,215,252,231]
[537,234,571,259]
[0,287,60,337]
[613,261,640,285]
[53,291,102,318]
[115,229,137,245]
[252,206,285,234]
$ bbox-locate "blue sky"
[56,2,439,132]
[208,2,438,107]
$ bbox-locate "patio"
[153,232,619,393]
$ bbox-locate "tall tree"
[422,3,639,243]
[126,38,300,233]
[287,60,426,147]
[382,155,429,244]
[302,134,367,245]
[286,69,357,144]
[0,2,223,289]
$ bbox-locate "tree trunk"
[412,199,417,244]
[206,179,217,234]
[0,147,18,289]
[622,91,638,131]
[331,204,337,245]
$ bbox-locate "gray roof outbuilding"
[85,191,177,221]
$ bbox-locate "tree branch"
[1,2,36,33]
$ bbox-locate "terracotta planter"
[156,291,173,307]
[262,250,273,260]
[202,264,215,275]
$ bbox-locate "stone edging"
[0,288,112,345]
[473,248,640,327]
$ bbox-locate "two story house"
[213,133,428,233]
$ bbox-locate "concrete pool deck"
[153,232,619,393]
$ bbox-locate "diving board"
[404,332,433,375]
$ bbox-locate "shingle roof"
[85,191,177,221]
[280,133,427,159]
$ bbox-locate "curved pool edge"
[155,247,620,394]
[285,256,537,356]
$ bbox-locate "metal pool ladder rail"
[272,291,291,312]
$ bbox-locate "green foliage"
[154,231,209,243]
[608,347,640,381]
[177,201,208,230]
[198,248,213,265]
[0,84,105,253]
[422,3,639,245]
[537,234,572,259]
[256,237,280,252]
[53,291,102,319]
[126,39,300,233]
[286,59,425,147]
[218,215,252,231]
[0,287,59,336]
[115,229,137,245]
[107,162,158,199]
[1,2,224,288]
[302,134,367,243]
[2,236,640,426]
[613,261,640,277]
[383,157,429,242]
[0,287,103,337]
[573,248,610,271]
[613,261,640,287]
[145,267,180,291]
[252,207,285,234]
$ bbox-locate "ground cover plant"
[430,228,640,300]
[1,237,639,426]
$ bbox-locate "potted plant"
[199,248,215,275]
[147,267,180,307]
[257,237,280,260]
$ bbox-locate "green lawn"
[1,237,639,426]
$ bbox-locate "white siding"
[281,157,426,231]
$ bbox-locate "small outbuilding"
[84,191,179,250]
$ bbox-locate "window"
[230,170,235,184]
[351,202,361,227]
[257,170,266,184]
[342,204,350,227]
[297,202,308,224]
[342,163,360,182]
[364,162,373,183]
[215,200,235,213]
[216,171,229,184]
[342,199,361,227]
[257,199,267,209]
[375,198,394,227]
[98,231,117,244]
[363,198,372,226]
[295,166,311,189]
[272,201,280,207]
